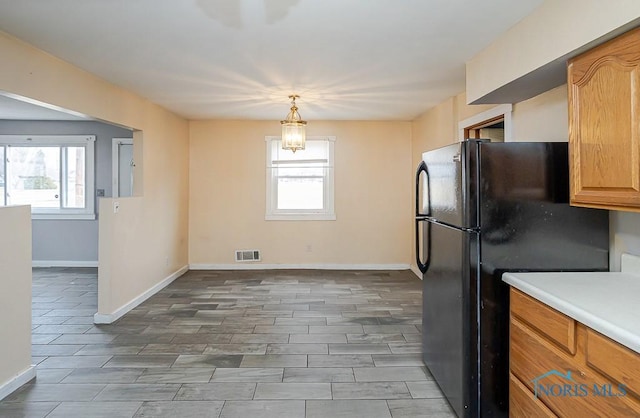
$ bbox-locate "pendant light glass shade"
[281,95,307,153]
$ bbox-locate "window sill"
[265,213,336,221]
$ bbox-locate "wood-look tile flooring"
[0,268,456,418]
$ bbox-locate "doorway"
[112,138,134,198]
[458,103,512,142]
[464,117,505,142]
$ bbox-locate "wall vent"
[235,249,261,262]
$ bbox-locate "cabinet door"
[568,27,640,211]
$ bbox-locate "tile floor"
[0,268,456,418]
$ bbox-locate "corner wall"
[189,120,412,268]
[0,206,33,399]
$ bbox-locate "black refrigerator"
[414,139,609,418]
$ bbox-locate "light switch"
[113,201,120,213]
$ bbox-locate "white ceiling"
[0,0,543,121]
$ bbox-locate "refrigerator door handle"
[415,161,431,273]
[415,217,431,273]
[415,161,430,217]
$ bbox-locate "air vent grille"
[235,249,261,262]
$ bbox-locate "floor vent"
[235,249,261,262]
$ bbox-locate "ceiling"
[0,0,543,121]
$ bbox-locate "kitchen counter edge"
[502,271,640,354]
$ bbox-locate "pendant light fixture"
[280,95,307,153]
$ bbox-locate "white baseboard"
[94,265,189,324]
[410,265,423,280]
[0,366,36,401]
[32,260,98,268]
[189,263,411,271]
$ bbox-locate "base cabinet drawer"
[510,372,557,418]
[587,329,640,399]
[511,289,576,354]
[510,298,640,418]
[511,317,640,417]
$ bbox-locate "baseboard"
[410,265,423,280]
[0,366,36,401]
[32,260,98,268]
[189,263,411,271]
[94,264,189,324]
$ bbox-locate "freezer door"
[422,141,479,229]
[422,221,478,418]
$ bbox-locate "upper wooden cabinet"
[568,27,640,211]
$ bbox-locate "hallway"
[0,268,454,418]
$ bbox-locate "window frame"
[0,135,96,220]
[265,135,336,221]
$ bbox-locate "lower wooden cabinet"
[509,288,640,417]
[509,372,556,418]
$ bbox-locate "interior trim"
[0,366,36,401]
[458,103,513,142]
[93,264,189,324]
[189,263,411,271]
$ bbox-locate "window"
[0,135,96,219]
[266,136,335,220]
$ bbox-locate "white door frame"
[112,138,134,198]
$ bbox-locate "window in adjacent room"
[265,136,336,220]
[0,135,96,219]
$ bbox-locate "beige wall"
[189,120,412,267]
[410,91,498,172]
[0,31,190,318]
[410,92,494,170]
[467,0,640,103]
[455,92,496,125]
[512,85,568,142]
[0,206,32,395]
[411,96,456,166]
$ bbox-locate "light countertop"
[503,254,640,353]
